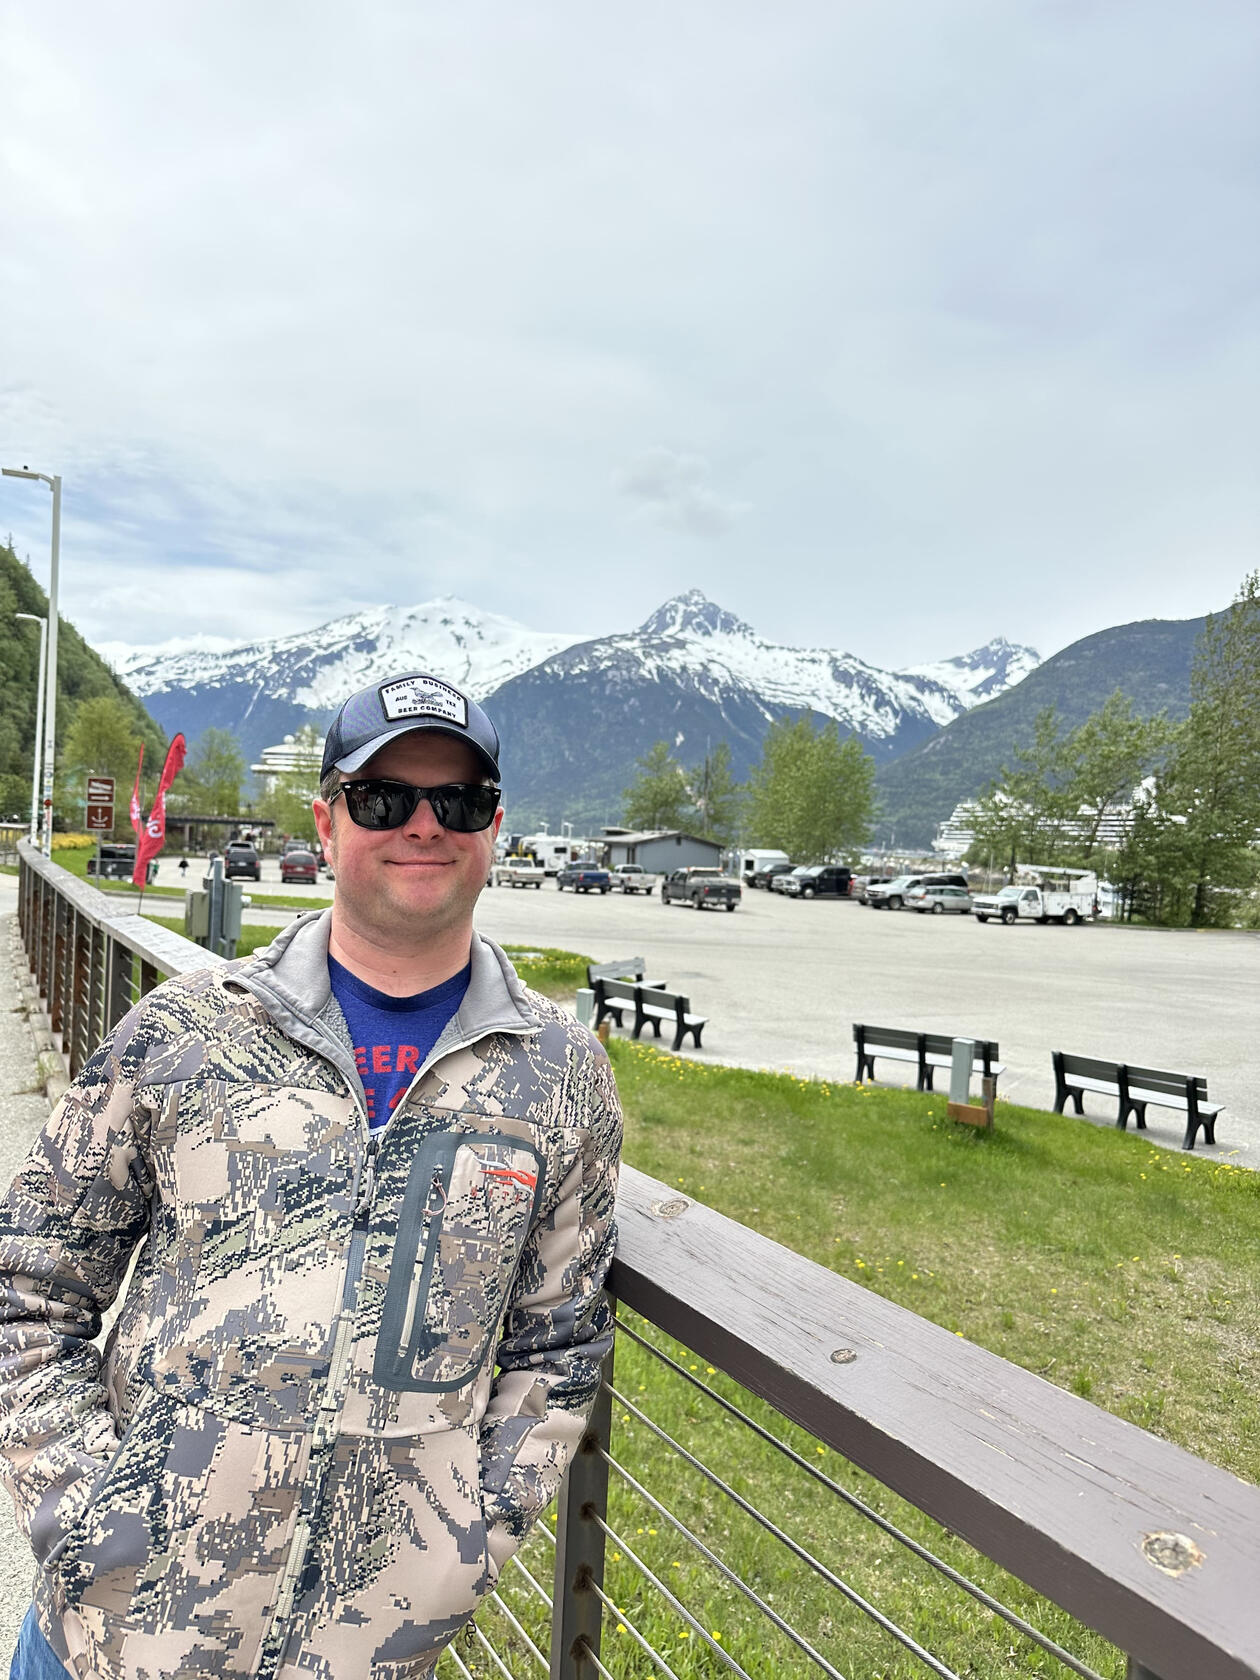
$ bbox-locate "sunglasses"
[330,779,501,833]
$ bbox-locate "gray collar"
[228,910,543,1100]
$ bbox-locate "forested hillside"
[0,543,167,822]
[874,616,1205,848]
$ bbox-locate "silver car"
[905,883,973,915]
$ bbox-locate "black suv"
[776,864,853,899]
[224,842,262,882]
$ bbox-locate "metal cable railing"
[614,1315,1108,1680]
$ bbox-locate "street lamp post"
[14,612,47,847]
[3,467,61,856]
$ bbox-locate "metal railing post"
[549,1315,613,1679]
[104,930,133,1032]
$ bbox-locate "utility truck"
[972,868,1098,927]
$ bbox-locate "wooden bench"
[633,986,707,1053]
[592,979,706,1051]
[592,977,639,1031]
[587,956,652,990]
[853,1023,1003,1093]
[1051,1052,1221,1151]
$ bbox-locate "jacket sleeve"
[477,1037,622,1571]
[0,1010,155,1567]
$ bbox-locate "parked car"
[662,868,741,911]
[611,864,661,895]
[223,842,262,882]
[86,843,157,884]
[279,848,318,885]
[855,874,896,904]
[752,860,795,891]
[905,883,973,915]
[866,872,968,910]
[556,861,611,893]
[776,864,853,900]
[492,856,546,888]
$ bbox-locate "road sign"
[86,804,114,832]
[87,776,115,803]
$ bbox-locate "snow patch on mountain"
[117,598,590,708]
[534,590,1038,744]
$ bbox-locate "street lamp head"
[15,612,46,624]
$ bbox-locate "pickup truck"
[491,856,545,889]
[555,861,611,894]
[662,867,742,911]
[611,864,661,896]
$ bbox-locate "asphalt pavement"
[472,878,1260,1168]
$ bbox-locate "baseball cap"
[321,673,501,782]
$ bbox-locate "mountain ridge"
[114,588,1039,820]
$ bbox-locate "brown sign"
[86,804,114,832]
[87,776,116,803]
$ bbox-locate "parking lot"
[473,880,1260,1167]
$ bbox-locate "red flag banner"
[132,735,186,886]
[129,745,145,839]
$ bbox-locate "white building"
[250,735,323,795]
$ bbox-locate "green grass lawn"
[456,1041,1258,1680]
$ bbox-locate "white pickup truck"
[611,864,661,896]
[972,868,1097,926]
[491,856,546,889]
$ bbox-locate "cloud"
[616,448,748,537]
[0,1,1256,667]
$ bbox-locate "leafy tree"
[61,696,144,826]
[180,728,246,816]
[1058,692,1170,859]
[687,742,741,842]
[1156,573,1260,926]
[745,715,875,861]
[965,708,1078,875]
[622,742,691,831]
[258,724,323,840]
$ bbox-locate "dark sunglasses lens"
[430,785,499,832]
[340,781,499,832]
[343,782,414,829]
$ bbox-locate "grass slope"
[465,1041,1256,1680]
[875,615,1204,848]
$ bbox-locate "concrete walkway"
[0,905,57,1654]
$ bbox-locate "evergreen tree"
[745,715,875,861]
[622,742,691,831]
[179,728,247,816]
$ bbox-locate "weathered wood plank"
[612,1164,1260,1680]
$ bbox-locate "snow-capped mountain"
[483,591,1037,826]
[115,600,592,767]
[114,588,1038,823]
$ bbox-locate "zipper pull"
[354,1139,380,1221]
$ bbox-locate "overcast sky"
[2,1,1257,672]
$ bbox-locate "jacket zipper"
[257,1021,496,1670]
[260,1126,380,1656]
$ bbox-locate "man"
[0,672,622,1680]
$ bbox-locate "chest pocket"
[375,1131,546,1393]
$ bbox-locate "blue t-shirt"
[328,956,471,1129]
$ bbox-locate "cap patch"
[379,676,469,728]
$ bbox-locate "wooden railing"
[13,841,1260,1680]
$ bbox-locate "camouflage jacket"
[0,913,622,1680]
